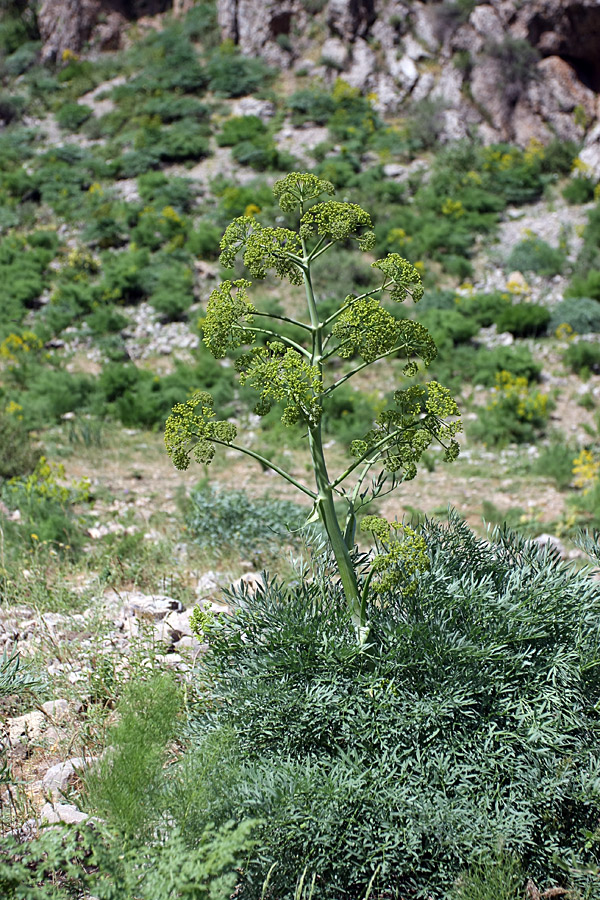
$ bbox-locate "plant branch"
[212,439,317,499]
[322,346,401,395]
[332,426,414,488]
[246,327,310,358]
[322,283,391,328]
[253,311,312,332]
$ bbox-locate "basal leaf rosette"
[235,341,323,427]
[300,201,376,250]
[219,216,303,284]
[350,383,461,479]
[272,172,335,211]
[164,391,237,470]
[373,254,424,303]
[203,279,255,359]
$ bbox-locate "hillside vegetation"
[1,2,600,897]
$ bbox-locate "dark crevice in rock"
[528,4,600,92]
[270,11,293,38]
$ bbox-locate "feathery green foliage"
[185,516,600,899]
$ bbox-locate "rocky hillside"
[30,0,600,171]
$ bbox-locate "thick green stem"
[301,236,365,636]
[309,425,363,631]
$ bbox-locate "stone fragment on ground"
[42,757,90,798]
[40,801,88,825]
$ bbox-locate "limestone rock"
[40,801,88,825]
[580,123,600,179]
[38,0,171,62]
[42,757,88,797]
[120,592,183,621]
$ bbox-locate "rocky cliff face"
[37,0,177,62]
[217,0,600,169]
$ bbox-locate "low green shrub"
[0,675,253,898]
[534,434,577,489]
[207,43,274,97]
[453,291,511,327]
[562,176,595,205]
[137,171,196,213]
[139,95,209,123]
[0,411,40,478]
[494,302,550,338]
[216,115,267,147]
[565,269,600,302]
[86,673,182,839]
[148,260,195,320]
[2,456,90,553]
[184,516,600,898]
[563,340,600,376]
[231,134,293,171]
[548,296,600,334]
[186,482,306,559]
[430,343,542,391]
[187,220,222,259]
[287,87,336,126]
[470,370,550,446]
[506,236,565,277]
[55,101,93,131]
[418,307,479,347]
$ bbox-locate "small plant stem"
[253,311,312,332]
[245,327,311,358]
[322,346,402,394]
[212,439,317,500]
[332,427,414,489]
[302,238,364,633]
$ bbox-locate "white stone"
[196,571,221,598]
[120,592,183,620]
[42,757,88,796]
[40,802,88,825]
[164,608,194,637]
[320,36,348,70]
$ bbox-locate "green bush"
[186,482,306,559]
[216,115,267,147]
[86,673,182,838]
[137,171,196,213]
[548,297,600,334]
[470,370,550,446]
[207,44,274,97]
[55,102,93,131]
[563,340,600,376]
[148,261,195,320]
[287,87,336,126]
[100,247,151,304]
[139,95,209,123]
[0,412,40,478]
[231,134,292,171]
[562,176,596,205]
[566,269,600,302]
[494,302,550,337]
[572,202,600,276]
[453,291,511,327]
[534,435,577,489]
[418,307,479,347]
[187,220,222,259]
[184,517,600,898]
[506,236,565,277]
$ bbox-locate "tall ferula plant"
[165,173,461,640]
